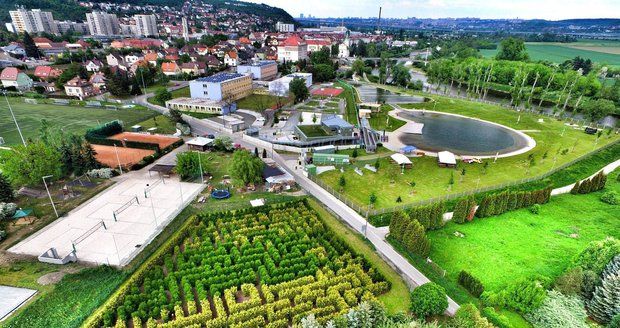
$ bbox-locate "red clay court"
[109,132,180,149]
[92,145,155,168]
[311,87,344,97]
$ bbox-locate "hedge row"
[458,270,484,298]
[570,171,607,195]
[85,120,123,140]
[476,188,551,218]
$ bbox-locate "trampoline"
[211,189,231,200]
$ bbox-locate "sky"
[245,0,620,20]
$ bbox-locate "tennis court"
[8,170,204,267]
[109,132,180,149]
[92,145,155,168]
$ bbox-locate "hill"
[0,0,294,26]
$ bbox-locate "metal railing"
[310,139,619,218]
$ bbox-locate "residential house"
[1,43,25,57]
[64,76,94,99]
[89,72,106,92]
[202,55,221,68]
[124,53,143,65]
[277,35,308,62]
[143,52,160,66]
[161,62,181,76]
[306,39,332,53]
[33,37,53,48]
[181,62,207,75]
[0,67,33,91]
[34,66,62,81]
[224,51,238,67]
[84,59,103,72]
[106,53,125,67]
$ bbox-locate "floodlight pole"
[4,92,26,146]
[42,175,59,218]
[197,151,204,183]
[113,144,123,174]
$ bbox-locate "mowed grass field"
[0,99,158,146]
[481,40,620,66]
[426,171,620,292]
[318,91,620,209]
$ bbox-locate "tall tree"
[0,173,14,202]
[230,150,264,186]
[495,37,529,61]
[289,78,309,103]
[22,32,39,58]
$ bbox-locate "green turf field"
[481,41,620,66]
[0,99,158,146]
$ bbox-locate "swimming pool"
[396,110,532,156]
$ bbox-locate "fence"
[310,139,619,218]
[112,196,140,221]
[72,220,107,252]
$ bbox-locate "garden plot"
[90,200,390,327]
[8,170,204,267]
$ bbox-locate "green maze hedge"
[89,200,390,328]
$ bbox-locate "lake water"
[397,111,529,156]
[357,85,426,104]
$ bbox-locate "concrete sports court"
[9,170,204,267]
[0,286,36,321]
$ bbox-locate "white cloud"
[245,0,620,19]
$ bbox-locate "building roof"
[262,165,285,179]
[187,137,214,147]
[0,67,20,81]
[280,35,306,47]
[181,62,206,69]
[195,72,246,83]
[161,62,180,72]
[240,60,277,67]
[144,53,159,62]
[65,76,91,87]
[390,153,412,165]
[226,51,238,59]
[438,151,457,165]
[321,114,353,129]
[34,66,53,77]
[89,72,106,83]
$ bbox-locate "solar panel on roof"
[196,72,245,83]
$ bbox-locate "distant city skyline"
[245,0,619,20]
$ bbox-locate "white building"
[189,72,252,102]
[277,35,308,63]
[9,8,58,35]
[275,21,295,32]
[338,31,351,58]
[236,60,278,81]
[86,11,120,36]
[56,21,89,35]
[134,14,158,37]
[268,73,312,96]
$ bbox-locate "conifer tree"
[0,173,14,202]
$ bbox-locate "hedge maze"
[95,200,389,328]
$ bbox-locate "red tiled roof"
[34,66,53,77]
[0,67,19,80]
[161,62,179,72]
[280,35,306,47]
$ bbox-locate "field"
[147,87,191,106]
[318,91,619,210]
[89,200,391,327]
[480,41,620,66]
[237,94,285,112]
[91,144,155,168]
[135,115,178,135]
[367,104,406,132]
[0,99,157,146]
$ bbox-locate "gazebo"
[437,151,457,168]
[400,145,417,154]
[390,153,413,169]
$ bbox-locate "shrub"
[553,267,583,296]
[481,307,511,328]
[587,255,620,323]
[484,279,546,314]
[529,204,541,214]
[87,168,114,179]
[601,191,619,205]
[409,282,448,319]
[451,303,493,328]
[525,290,588,328]
[581,269,600,301]
[0,173,14,202]
[609,313,620,328]
[457,270,485,297]
[573,237,620,275]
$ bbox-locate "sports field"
[91,145,155,169]
[0,99,158,146]
[481,40,620,66]
[109,132,180,148]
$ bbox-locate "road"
[132,84,461,316]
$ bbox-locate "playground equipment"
[211,189,231,200]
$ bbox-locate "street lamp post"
[42,175,59,218]
[4,92,26,146]
[197,151,204,183]
[113,144,123,174]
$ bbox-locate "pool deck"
[384,106,536,159]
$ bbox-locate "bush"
[553,267,583,296]
[458,270,485,297]
[409,282,448,319]
[484,279,546,314]
[525,290,588,328]
[86,168,114,179]
[609,313,620,328]
[481,307,511,328]
[451,303,493,328]
[601,191,619,205]
[529,204,541,214]
[573,237,620,275]
[587,255,620,323]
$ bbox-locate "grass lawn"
[318,90,619,210]
[307,198,410,314]
[0,98,158,146]
[336,145,393,157]
[135,114,177,135]
[298,124,333,138]
[1,264,125,328]
[335,81,359,124]
[237,93,286,112]
[427,174,620,292]
[480,42,620,66]
[367,104,406,132]
[146,86,190,106]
